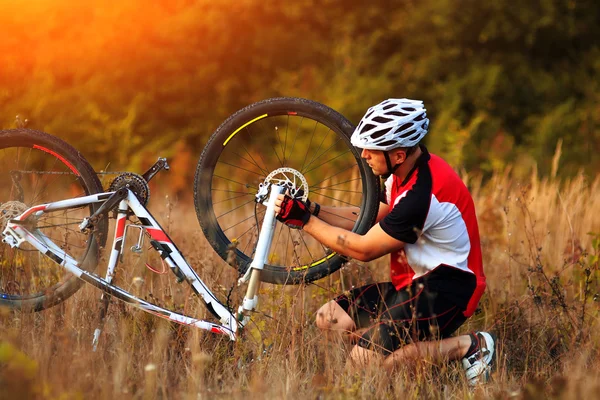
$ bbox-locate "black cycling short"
[334,265,476,355]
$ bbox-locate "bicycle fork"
[236,184,285,326]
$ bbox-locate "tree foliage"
[0,0,598,177]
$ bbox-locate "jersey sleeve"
[379,181,431,244]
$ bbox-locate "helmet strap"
[382,151,402,179]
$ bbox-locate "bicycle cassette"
[107,172,150,206]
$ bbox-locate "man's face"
[360,148,387,176]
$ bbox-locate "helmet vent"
[385,111,410,117]
[360,123,377,134]
[379,140,397,147]
[371,127,393,139]
[414,113,426,121]
[403,108,416,112]
[383,104,396,110]
[372,116,393,123]
[399,129,417,138]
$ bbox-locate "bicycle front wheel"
[194,98,379,284]
[0,129,107,310]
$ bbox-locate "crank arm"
[79,188,128,231]
[142,157,170,182]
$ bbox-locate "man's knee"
[382,342,418,372]
[348,344,383,369]
[315,301,338,330]
[315,300,355,331]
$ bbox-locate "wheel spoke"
[211,189,255,196]
[315,208,358,224]
[310,191,361,208]
[302,128,331,173]
[213,192,254,205]
[234,220,259,244]
[300,120,319,172]
[311,187,364,195]
[216,199,257,219]
[315,177,363,189]
[296,231,317,267]
[281,115,289,166]
[221,207,266,234]
[287,116,304,167]
[288,229,304,269]
[213,174,258,190]
[217,159,265,178]
[253,121,284,168]
[310,165,360,187]
[232,143,269,176]
[303,145,350,176]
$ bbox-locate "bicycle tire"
[194,97,379,284]
[0,128,108,310]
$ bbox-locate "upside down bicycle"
[0,97,379,345]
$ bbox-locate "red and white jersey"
[379,146,485,316]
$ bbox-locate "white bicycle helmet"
[351,98,429,151]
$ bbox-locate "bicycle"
[0,97,379,345]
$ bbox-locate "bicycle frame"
[2,184,285,343]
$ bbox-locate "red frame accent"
[147,228,171,243]
[211,327,226,335]
[287,111,298,115]
[33,145,80,176]
[17,205,47,220]
[115,216,127,238]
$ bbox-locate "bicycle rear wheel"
[194,97,379,284]
[0,129,107,310]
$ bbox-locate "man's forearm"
[309,204,359,230]
[303,215,372,261]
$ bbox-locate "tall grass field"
[1,168,599,399]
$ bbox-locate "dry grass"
[1,169,600,399]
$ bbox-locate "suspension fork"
[237,185,284,326]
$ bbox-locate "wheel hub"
[256,167,309,203]
[0,201,28,231]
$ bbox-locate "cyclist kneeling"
[274,99,496,386]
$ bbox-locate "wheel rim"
[205,110,369,273]
[0,143,95,301]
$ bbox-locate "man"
[274,99,496,385]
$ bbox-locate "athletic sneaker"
[462,331,497,386]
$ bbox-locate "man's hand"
[274,194,311,229]
[296,189,320,217]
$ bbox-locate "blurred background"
[1,0,599,191]
[1,2,600,397]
